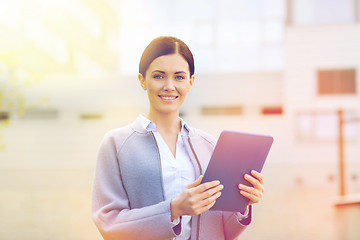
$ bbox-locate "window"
[296,111,356,142]
[201,106,242,115]
[21,109,58,119]
[292,0,355,25]
[318,69,356,94]
[262,106,283,115]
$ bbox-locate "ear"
[138,73,146,90]
[188,75,195,92]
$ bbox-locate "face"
[138,53,194,116]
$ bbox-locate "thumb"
[187,175,203,189]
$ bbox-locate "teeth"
[162,96,176,100]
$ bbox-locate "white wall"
[285,24,360,111]
[284,24,360,189]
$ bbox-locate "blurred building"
[0,1,360,239]
[1,0,359,187]
[284,0,360,192]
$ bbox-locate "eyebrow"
[151,70,186,74]
[152,70,165,74]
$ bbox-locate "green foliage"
[0,51,45,151]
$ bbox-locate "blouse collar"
[137,114,190,135]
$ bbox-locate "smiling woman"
[91,36,265,240]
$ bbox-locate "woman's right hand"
[170,175,223,221]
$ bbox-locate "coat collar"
[130,114,195,136]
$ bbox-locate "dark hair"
[139,36,195,77]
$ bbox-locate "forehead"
[147,54,189,73]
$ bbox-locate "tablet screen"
[202,130,273,213]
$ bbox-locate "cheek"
[183,83,192,93]
[147,89,158,99]
[178,88,190,97]
[145,82,157,93]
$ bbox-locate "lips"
[159,95,178,102]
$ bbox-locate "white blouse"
[138,115,195,240]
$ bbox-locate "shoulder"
[99,117,153,154]
[101,115,149,143]
[103,125,134,141]
[189,127,217,148]
[99,125,134,150]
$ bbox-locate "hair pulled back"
[139,36,194,77]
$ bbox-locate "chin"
[157,107,181,115]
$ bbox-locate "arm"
[91,133,177,240]
[223,206,252,240]
[224,170,264,239]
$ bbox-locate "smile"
[159,95,178,101]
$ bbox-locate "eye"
[153,74,163,79]
[175,75,185,80]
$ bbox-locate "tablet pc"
[202,130,273,213]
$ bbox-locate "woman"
[92,36,265,240]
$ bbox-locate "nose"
[163,78,176,91]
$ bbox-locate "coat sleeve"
[223,206,252,240]
[91,131,179,240]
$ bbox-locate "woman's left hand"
[238,170,264,206]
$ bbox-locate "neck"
[146,110,181,134]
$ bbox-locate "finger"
[198,191,222,210]
[186,190,220,216]
[200,184,224,200]
[244,174,264,192]
[238,183,254,193]
[250,170,264,184]
[240,190,261,204]
[194,197,217,215]
[189,183,223,207]
[238,184,262,198]
[204,198,217,210]
[195,180,221,193]
[187,175,203,189]
[239,179,263,191]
